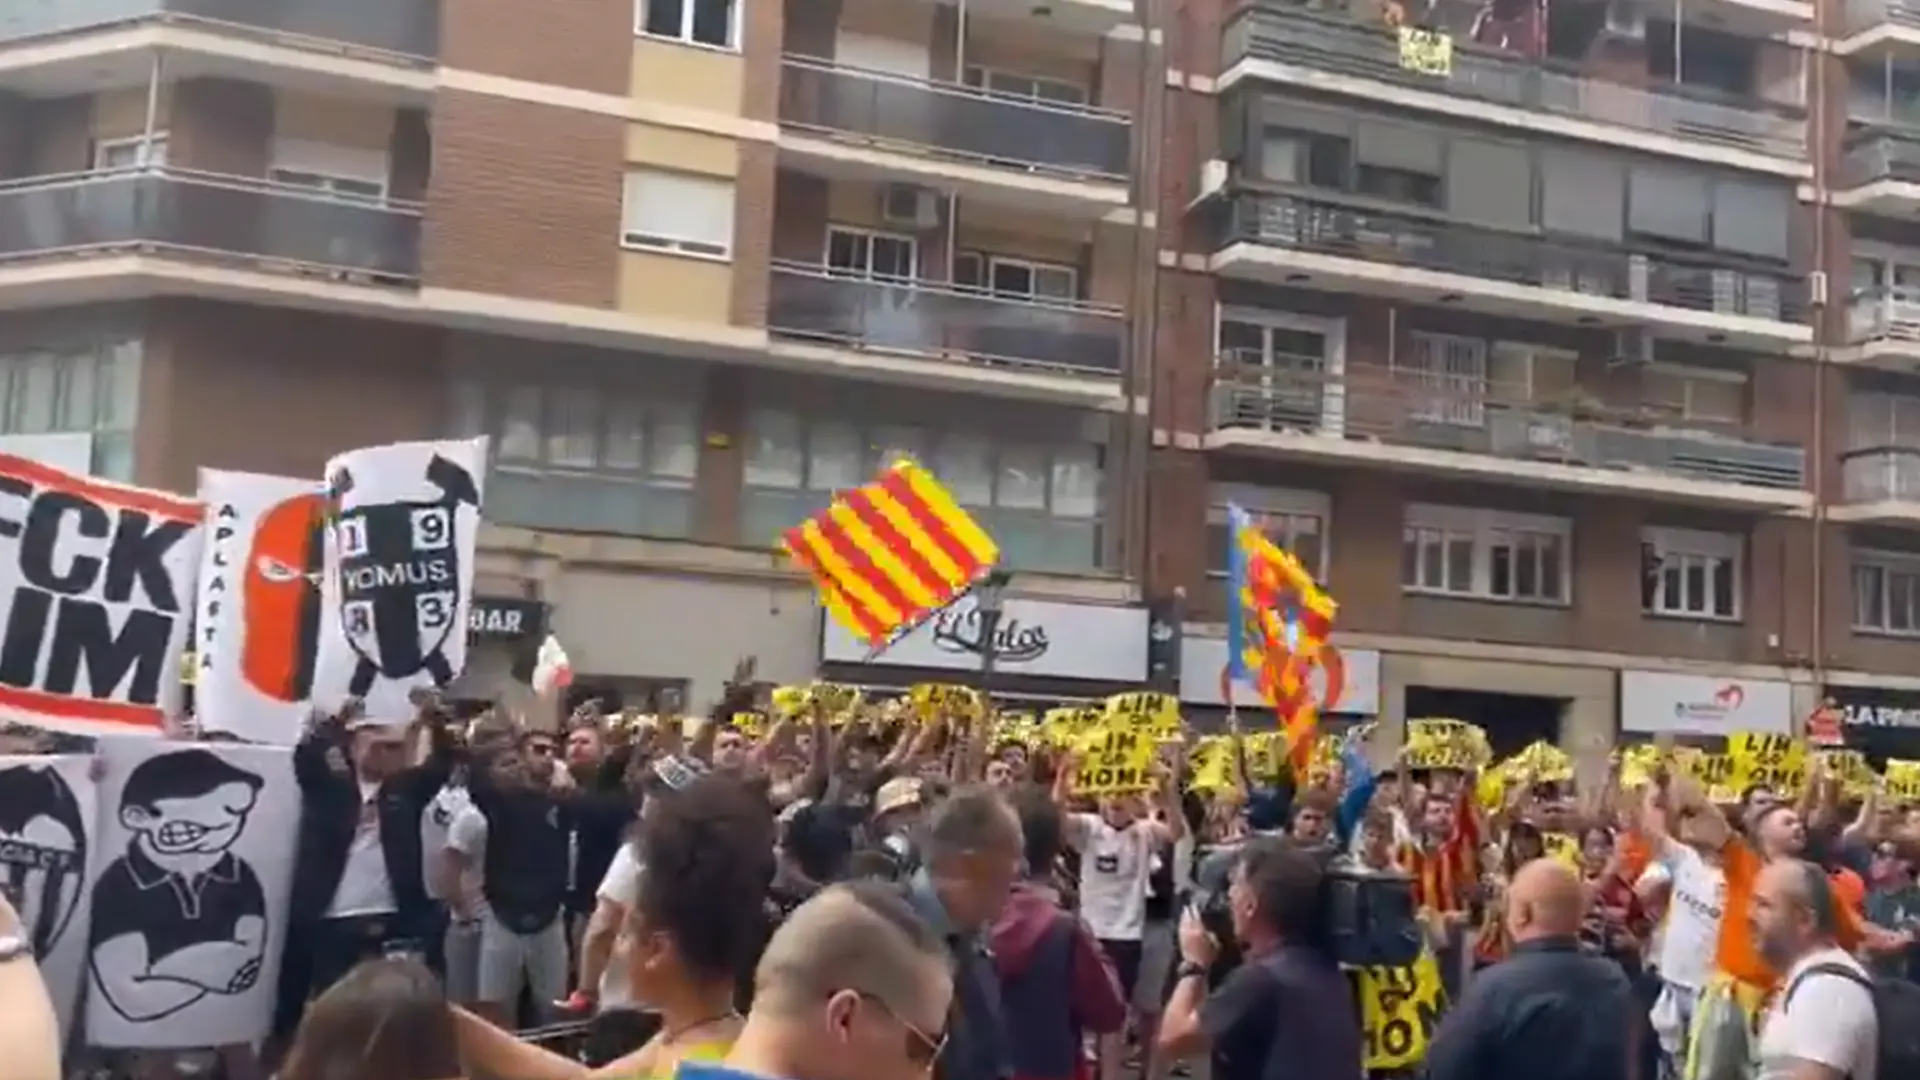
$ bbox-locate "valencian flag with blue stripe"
[1225,504,1337,777]
[780,460,1000,649]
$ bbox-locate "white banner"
[84,740,298,1049]
[0,754,96,1036]
[314,438,487,719]
[1619,670,1793,735]
[193,471,325,745]
[0,455,201,737]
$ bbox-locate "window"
[1488,342,1578,402]
[962,68,1087,105]
[1648,22,1756,98]
[1644,365,1745,425]
[1854,551,1920,636]
[1399,332,1488,426]
[638,0,735,48]
[1641,527,1740,620]
[742,410,1103,572]
[0,333,141,480]
[827,227,915,279]
[1204,486,1327,581]
[92,134,168,170]
[456,379,699,537]
[1257,127,1349,188]
[622,170,735,258]
[959,256,1076,301]
[1401,504,1570,604]
[270,139,388,203]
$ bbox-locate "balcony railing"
[778,56,1132,181]
[1221,193,1805,324]
[767,261,1126,377]
[1845,0,1920,33]
[0,0,438,60]
[0,168,423,281]
[1223,6,1804,161]
[1848,286,1920,345]
[1209,362,1808,490]
[1843,446,1920,503]
[1840,129,1920,188]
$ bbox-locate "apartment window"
[1641,527,1740,620]
[92,134,168,170]
[742,409,1102,572]
[1854,551,1920,636]
[622,171,734,258]
[0,333,141,480]
[1354,120,1442,209]
[962,67,1087,105]
[1259,128,1350,188]
[1401,504,1570,604]
[1489,342,1578,403]
[270,139,388,203]
[456,379,699,537]
[953,254,1076,301]
[1204,485,1327,580]
[1645,365,1744,425]
[827,227,916,279]
[1400,332,1488,427]
[637,0,735,48]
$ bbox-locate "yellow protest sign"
[1728,733,1806,795]
[1396,26,1452,76]
[1615,744,1662,789]
[1817,749,1877,800]
[909,682,982,721]
[1102,691,1182,737]
[731,711,764,736]
[1513,740,1573,784]
[1043,706,1102,746]
[1355,948,1446,1071]
[1404,718,1491,772]
[1188,737,1236,793]
[1074,727,1156,796]
[1543,831,1581,869]
[1887,760,1920,803]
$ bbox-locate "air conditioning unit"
[881,184,941,228]
[1609,327,1655,367]
[1808,269,1829,308]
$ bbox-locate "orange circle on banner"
[1219,644,1347,712]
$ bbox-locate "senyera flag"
[1223,503,1338,777]
[780,460,999,649]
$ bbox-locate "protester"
[1749,859,1881,1080]
[910,786,1024,1080]
[0,889,59,1080]
[278,958,462,1080]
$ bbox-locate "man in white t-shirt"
[1644,838,1726,1072]
[1752,859,1878,1080]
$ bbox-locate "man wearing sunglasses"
[686,881,953,1080]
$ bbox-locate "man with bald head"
[1424,857,1635,1080]
[1750,859,1878,1080]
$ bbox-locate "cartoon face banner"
[0,754,96,1036]
[193,470,325,745]
[0,455,203,737]
[84,740,298,1049]
[314,438,487,720]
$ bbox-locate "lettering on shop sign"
[930,607,1049,662]
[1841,704,1920,729]
[469,607,524,637]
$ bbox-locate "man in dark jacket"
[907,786,1022,1080]
[272,698,453,1042]
[1424,858,1636,1080]
[993,791,1127,1080]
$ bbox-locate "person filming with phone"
[1154,837,1362,1080]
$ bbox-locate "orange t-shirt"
[1714,840,1864,989]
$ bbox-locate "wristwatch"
[1175,960,1209,981]
[0,935,31,965]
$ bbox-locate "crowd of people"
[2,666,1919,1080]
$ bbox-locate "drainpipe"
[140,51,162,163]
[947,0,965,280]
[1808,21,1832,693]
[1123,0,1166,590]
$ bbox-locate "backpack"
[1784,962,1920,1080]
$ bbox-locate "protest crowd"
[0,445,1919,1080]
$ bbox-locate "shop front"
[1619,670,1793,745]
[1820,684,1920,764]
[447,595,550,708]
[818,595,1149,703]
[1175,636,1382,732]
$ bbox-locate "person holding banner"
[0,886,59,1080]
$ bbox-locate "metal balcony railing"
[767,261,1126,377]
[1209,361,1808,490]
[0,168,423,282]
[1845,0,1920,33]
[0,0,438,59]
[1223,6,1804,161]
[1847,287,1920,345]
[1220,193,1805,324]
[1842,446,1920,503]
[778,56,1132,181]
[1839,129,1920,188]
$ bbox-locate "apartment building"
[1153,0,1861,758]
[0,0,1158,706]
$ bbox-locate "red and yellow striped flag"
[780,460,1000,647]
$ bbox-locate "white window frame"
[1641,526,1741,621]
[1204,485,1328,581]
[621,170,735,259]
[1399,331,1488,427]
[92,133,169,170]
[1401,503,1571,606]
[826,225,917,280]
[1853,549,1920,638]
[960,66,1089,106]
[1214,307,1348,435]
[635,0,737,50]
[269,139,390,204]
[1643,362,1746,426]
[982,255,1077,303]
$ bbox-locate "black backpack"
[1784,963,1920,1080]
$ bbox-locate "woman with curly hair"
[455,772,777,1080]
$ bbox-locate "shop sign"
[1176,636,1381,716]
[1619,670,1792,735]
[468,596,545,642]
[819,596,1149,683]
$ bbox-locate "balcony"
[1838,0,1920,57]
[766,261,1126,385]
[1206,362,1810,509]
[1220,6,1805,171]
[1835,446,1920,524]
[1845,287,1920,363]
[776,56,1132,216]
[0,0,438,59]
[0,168,423,287]
[1213,194,1809,347]
[1835,129,1920,214]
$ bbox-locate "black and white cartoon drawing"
[326,453,480,696]
[87,749,268,1023]
[0,763,88,957]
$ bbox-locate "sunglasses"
[856,990,946,1068]
[526,743,556,756]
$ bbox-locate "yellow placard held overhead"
[1074,728,1156,796]
[1102,691,1182,738]
[1397,27,1453,76]
[1355,948,1447,1071]
[1887,760,1920,803]
[1728,733,1807,794]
